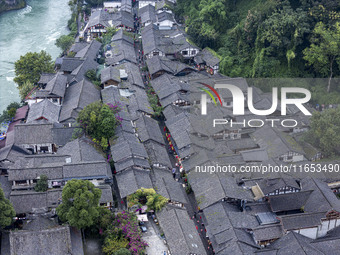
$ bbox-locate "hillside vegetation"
[0,0,26,14]
[175,0,340,104]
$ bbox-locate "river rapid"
[0,0,71,113]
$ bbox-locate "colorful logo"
[199,82,222,106]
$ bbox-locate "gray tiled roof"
[10,190,48,214]
[0,144,30,163]
[63,161,110,179]
[227,138,258,152]
[269,190,313,212]
[111,29,134,44]
[8,164,63,181]
[86,9,112,28]
[37,73,55,85]
[111,10,134,28]
[240,148,269,162]
[60,58,83,73]
[37,73,67,98]
[203,202,259,254]
[14,123,54,145]
[70,57,99,84]
[9,224,72,255]
[150,74,190,100]
[301,177,340,213]
[114,157,150,172]
[157,206,207,255]
[251,125,304,159]
[115,168,152,198]
[252,225,283,242]
[165,112,191,150]
[111,132,149,162]
[279,212,325,231]
[99,185,114,204]
[26,99,61,123]
[144,140,172,168]
[188,172,253,209]
[153,169,187,204]
[115,62,144,88]
[139,4,156,24]
[181,149,210,172]
[51,125,76,146]
[141,24,198,56]
[257,178,300,195]
[57,138,106,164]
[59,79,101,123]
[135,115,164,144]
[101,66,121,84]
[270,231,326,255]
[146,56,194,77]
[156,11,175,23]
[75,40,101,60]
[69,42,89,53]
[141,24,161,55]
[116,119,135,134]
[106,39,137,65]
[194,48,220,67]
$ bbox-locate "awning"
[137,214,148,222]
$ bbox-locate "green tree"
[34,175,48,192]
[127,188,168,211]
[147,88,163,118]
[305,108,340,157]
[103,238,129,255]
[85,0,104,7]
[114,248,131,255]
[101,27,117,46]
[56,179,102,229]
[56,35,75,53]
[303,22,340,92]
[0,185,16,229]
[146,193,168,212]
[77,101,120,144]
[0,102,21,123]
[97,207,113,230]
[14,51,54,87]
[19,81,36,100]
[85,69,101,87]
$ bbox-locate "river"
[0,0,71,114]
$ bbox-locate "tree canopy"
[18,81,35,100]
[77,101,121,150]
[34,175,48,192]
[175,0,340,102]
[127,188,168,212]
[0,102,21,123]
[56,179,102,229]
[56,35,75,54]
[303,22,340,92]
[305,108,340,157]
[14,50,55,87]
[0,185,16,229]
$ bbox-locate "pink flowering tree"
[103,211,148,255]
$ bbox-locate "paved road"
[143,220,168,255]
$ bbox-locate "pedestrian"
[172,167,176,179]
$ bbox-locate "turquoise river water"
[0,0,71,113]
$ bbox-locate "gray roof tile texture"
[157,206,207,255]
[26,99,61,123]
[59,79,101,123]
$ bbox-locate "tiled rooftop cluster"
[1,0,340,254]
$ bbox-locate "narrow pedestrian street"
[131,6,214,254]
